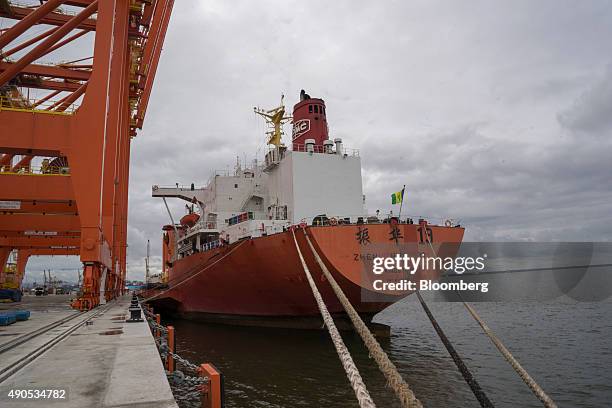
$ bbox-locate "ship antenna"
[253,94,293,147]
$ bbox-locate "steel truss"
[0,0,174,309]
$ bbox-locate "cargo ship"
[149,91,464,328]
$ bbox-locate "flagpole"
[398,184,405,220]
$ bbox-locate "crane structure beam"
[24,80,81,92]
[1,26,59,58]
[0,111,71,152]
[0,1,99,86]
[20,248,80,255]
[0,247,10,287]
[0,6,98,32]
[0,0,66,49]
[135,0,174,129]
[0,229,79,237]
[0,238,81,293]
[0,153,14,166]
[0,248,10,270]
[0,174,73,201]
[0,0,174,309]
[0,214,80,231]
[0,235,80,248]
[0,62,91,81]
[10,155,32,172]
[0,200,77,214]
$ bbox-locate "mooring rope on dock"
[303,230,423,408]
[421,237,557,407]
[291,230,376,408]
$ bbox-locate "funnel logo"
[292,119,310,140]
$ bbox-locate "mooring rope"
[291,229,376,408]
[142,240,247,303]
[415,291,495,407]
[303,230,423,408]
[414,237,494,407]
[461,301,558,408]
[422,236,557,407]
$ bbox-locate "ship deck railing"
[298,214,460,228]
[201,239,221,252]
[291,143,360,156]
[180,223,220,241]
[152,184,210,192]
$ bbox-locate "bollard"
[167,326,175,372]
[155,313,161,339]
[199,363,223,408]
[127,294,143,323]
[126,305,143,323]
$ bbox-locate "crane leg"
[72,263,103,310]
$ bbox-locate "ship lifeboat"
[180,213,200,228]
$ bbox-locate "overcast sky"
[19,0,612,283]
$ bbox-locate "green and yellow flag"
[391,188,404,205]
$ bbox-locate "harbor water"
[167,296,612,407]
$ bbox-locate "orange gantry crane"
[0,0,174,309]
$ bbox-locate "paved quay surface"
[0,294,178,407]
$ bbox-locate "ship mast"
[254,94,292,146]
[145,239,150,286]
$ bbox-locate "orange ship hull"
[149,224,464,325]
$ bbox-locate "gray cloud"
[5,0,610,281]
[128,0,612,278]
[557,66,612,134]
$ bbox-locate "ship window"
[308,105,313,113]
[314,105,318,113]
[234,184,238,188]
[322,106,325,115]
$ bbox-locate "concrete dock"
[0,295,178,408]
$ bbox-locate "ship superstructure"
[153,92,365,264]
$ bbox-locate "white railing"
[152,184,208,191]
[201,239,221,252]
[291,143,360,157]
